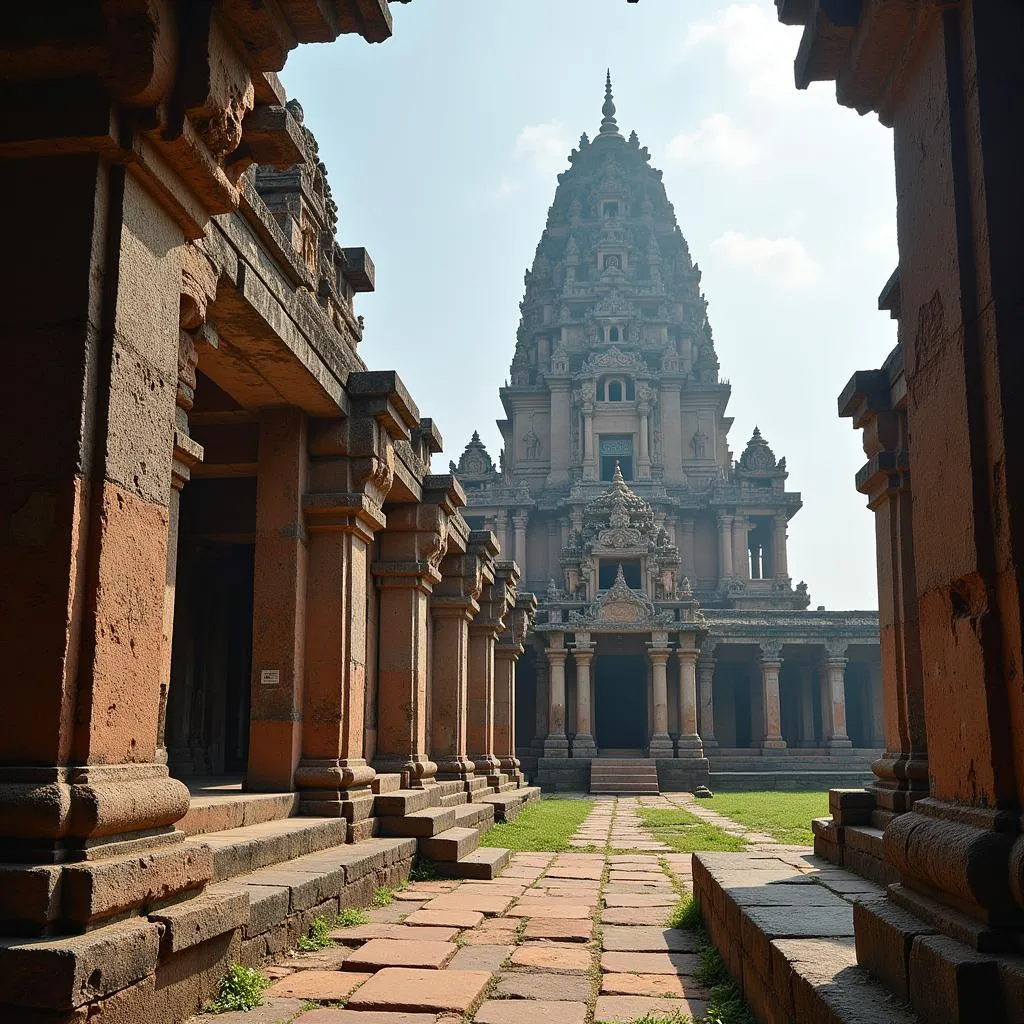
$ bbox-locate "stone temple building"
[453,77,882,792]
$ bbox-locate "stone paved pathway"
[189,799,736,1024]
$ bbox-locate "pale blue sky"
[282,0,898,610]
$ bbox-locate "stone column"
[647,634,675,758]
[512,511,529,568]
[759,640,787,751]
[0,169,210,934]
[638,402,651,478]
[547,379,572,485]
[299,382,416,823]
[824,639,852,750]
[869,659,886,747]
[469,557,517,781]
[373,476,464,788]
[697,642,718,751]
[583,402,596,480]
[660,379,685,484]
[157,320,207,765]
[676,641,703,757]
[429,535,480,783]
[491,509,509,560]
[546,518,560,581]
[772,514,789,579]
[799,666,817,747]
[840,374,928,816]
[532,654,550,757]
[717,513,734,581]
[543,634,570,756]
[571,634,597,757]
[494,591,535,780]
[732,516,750,580]
[248,407,307,791]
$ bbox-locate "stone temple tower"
[454,76,881,787]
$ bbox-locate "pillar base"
[701,736,719,751]
[761,739,788,753]
[543,735,570,757]
[571,734,597,758]
[676,735,705,758]
[296,758,378,817]
[648,734,675,758]
[471,754,501,776]
[373,755,438,790]
[435,757,477,782]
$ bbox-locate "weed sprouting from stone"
[203,963,270,1013]
[296,915,334,951]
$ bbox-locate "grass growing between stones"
[700,790,828,846]
[371,885,396,906]
[334,907,369,927]
[637,807,746,853]
[203,963,269,1013]
[296,915,334,951]
[479,796,594,852]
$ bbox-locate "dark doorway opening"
[732,669,753,749]
[599,559,641,589]
[595,654,648,750]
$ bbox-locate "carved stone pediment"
[568,564,675,628]
[596,525,642,549]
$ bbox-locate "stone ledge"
[692,851,921,1023]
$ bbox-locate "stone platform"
[536,757,710,794]
[692,849,922,1023]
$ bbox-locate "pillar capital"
[824,638,849,662]
[759,638,785,665]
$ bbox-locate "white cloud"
[684,3,805,103]
[489,175,521,201]
[710,230,822,287]
[515,121,569,175]
[665,113,759,169]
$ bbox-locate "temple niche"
[454,76,882,790]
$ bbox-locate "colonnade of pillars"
[539,630,702,758]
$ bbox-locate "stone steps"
[374,788,435,816]
[377,805,457,838]
[436,846,511,880]
[452,802,496,830]
[372,773,403,794]
[188,816,355,883]
[478,786,541,822]
[178,789,299,837]
[710,769,875,792]
[591,760,660,794]
[420,825,479,862]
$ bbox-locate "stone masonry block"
[909,933,1001,1024]
[150,889,249,955]
[854,899,938,1004]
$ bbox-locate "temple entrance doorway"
[166,478,255,779]
[595,654,648,752]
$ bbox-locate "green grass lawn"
[479,797,594,852]
[701,790,829,846]
[635,806,746,853]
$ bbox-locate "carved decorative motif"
[739,427,780,472]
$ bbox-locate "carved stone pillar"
[647,634,674,758]
[495,592,535,780]
[493,509,510,560]
[429,529,481,783]
[571,635,597,757]
[824,639,852,750]
[248,406,307,791]
[799,666,817,747]
[772,514,789,579]
[533,654,550,757]
[732,516,750,580]
[372,475,464,788]
[468,555,516,782]
[759,640,787,751]
[717,513,734,582]
[543,634,570,756]
[638,402,651,478]
[512,511,529,567]
[583,402,596,480]
[298,380,414,822]
[697,642,718,750]
[676,642,703,757]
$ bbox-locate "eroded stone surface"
[474,999,589,1024]
[345,967,492,1013]
[266,970,372,1000]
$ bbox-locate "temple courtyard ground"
[188,791,872,1024]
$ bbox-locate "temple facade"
[454,78,882,790]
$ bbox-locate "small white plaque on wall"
[260,669,280,686]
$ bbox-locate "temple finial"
[599,69,621,138]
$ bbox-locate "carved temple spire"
[598,69,622,139]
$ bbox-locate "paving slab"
[286,946,353,970]
[522,918,593,942]
[404,908,485,929]
[508,902,592,919]
[545,865,603,880]
[345,968,492,1014]
[601,973,711,999]
[601,926,701,952]
[422,892,514,916]
[330,924,460,944]
[594,994,709,1022]
[294,1012,438,1024]
[446,944,513,971]
[493,972,593,1002]
[199,998,305,1023]
[510,944,592,971]
[600,951,702,976]
[474,999,588,1024]
[266,971,372,1000]
[603,892,679,907]
[343,938,457,971]
[600,906,673,926]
